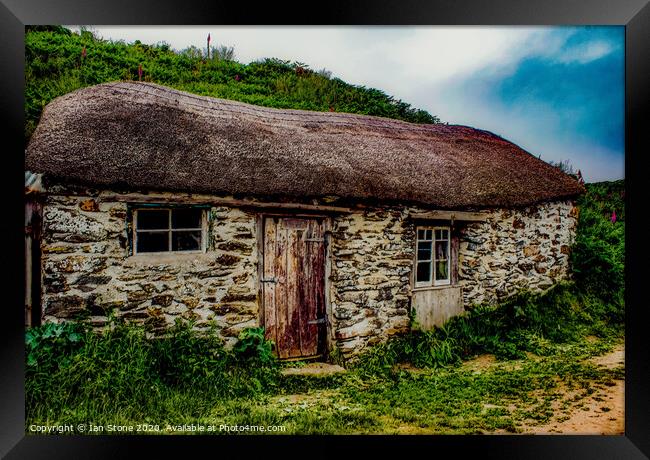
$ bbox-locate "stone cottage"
[25,81,583,360]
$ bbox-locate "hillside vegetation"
[25,26,440,144]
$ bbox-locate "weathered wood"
[450,233,459,285]
[25,199,43,328]
[275,219,289,359]
[262,217,278,349]
[322,219,335,357]
[262,216,326,359]
[100,193,350,213]
[412,286,463,330]
[285,220,302,358]
[410,210,488,222]
[300,219,323,357]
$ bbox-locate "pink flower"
[234,74,240,81]
[611,211,617,223]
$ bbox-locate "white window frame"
[415,225,451,288]
[133,207,207,255]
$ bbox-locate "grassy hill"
[25,26,440,144]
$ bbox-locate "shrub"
[232,327,275,364]
[570,181,624,308]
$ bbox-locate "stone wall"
[40,191,258,348]
[328,208,414,357]
[324,200,577,358]
[37,186,577,357]
[457,200,578,307]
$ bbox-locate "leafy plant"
[233,327,275,364]
[25,321,86,368]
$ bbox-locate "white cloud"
[555,40,615,64]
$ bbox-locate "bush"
[570,181,624,307]
[232,327,274,363]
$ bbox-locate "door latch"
[261,277,278,283]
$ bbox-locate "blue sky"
[72,26,625,182]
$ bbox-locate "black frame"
[3,1,647,458]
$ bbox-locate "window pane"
[172,208,202,229]
[435,240,448,260]
[416,261,431,283]
[436,260,449,280]
[441,229,449,240]
[426,229,432,240]
[172,230,202,251]
[417,229,425,240]
[137,231,169,252]
[417,240,432,261]
[137,210,169,230]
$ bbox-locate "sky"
[69,26,624,182]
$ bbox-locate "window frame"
[132,207,207,255]
[414,225,452,288]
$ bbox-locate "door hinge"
[261,277,278,283]
[307,317,327,325]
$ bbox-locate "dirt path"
[523,343,624,435]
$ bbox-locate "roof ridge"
[92,81,454,134]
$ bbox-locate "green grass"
[25,291,624,434]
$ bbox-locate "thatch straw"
[26,81,583,208]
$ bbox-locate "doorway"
[260,216,327,360]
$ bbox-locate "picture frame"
[1,0,647,457]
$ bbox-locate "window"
[134,208,205,254]
[415,226,450,287]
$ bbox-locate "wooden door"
[262,216,326,359]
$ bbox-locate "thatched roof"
[25,81,583,209]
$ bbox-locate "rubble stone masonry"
[39,187,577,357]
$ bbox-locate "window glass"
[435,240,448,260]
[416,226,451,286]
[417,240,432,261]
[436,260,449,281]
[172,230,202,251]
[137,209,169,230]
[135,208,204,253]
[137,231,169,253]
[172,208,202,229]
[416,261,431,283]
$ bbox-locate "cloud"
[419,27,624,182]
[556,40,615,64]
